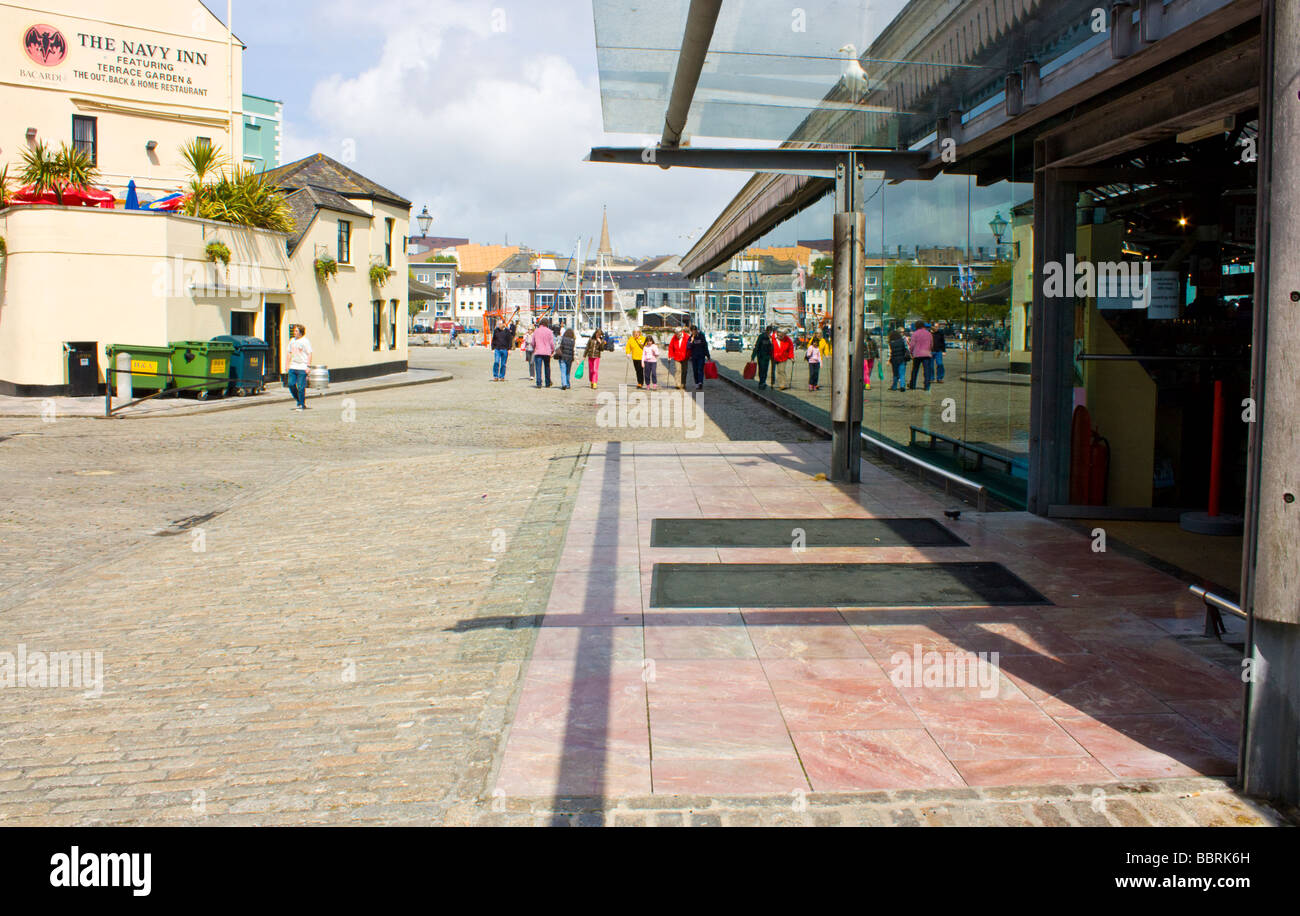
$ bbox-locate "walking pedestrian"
[643,334,660,389]
[532,319,555,388]
[524,326,535,379]
[750,325,774,389]
[689,327,710,391]
[888,328,909,392]
[863,334,879,390]
[806,335,823,390]
[908,321,934,391]
[557,327,576,389]
[931,323,947,383]
[583,328,605,389]
[490,318,516,381]
[285,323,312,411]
[668,326,690,389]
[773,329,795,389]
[625,328,647,389]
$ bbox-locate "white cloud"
[279,0,749,257]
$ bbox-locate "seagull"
[839,44,871,105]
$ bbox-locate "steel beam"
[585,147,928,181]
[661,0,723,149]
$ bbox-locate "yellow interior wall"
[1080,221,1155,507]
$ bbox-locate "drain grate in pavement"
[649,562,1050,608]
[650,517,966,548]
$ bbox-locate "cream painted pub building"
[0,1,409,395]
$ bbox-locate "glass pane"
[595,0,1109,147]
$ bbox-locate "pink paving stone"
[761,658,920,731]
[950,620,1086,658]
[650,715,794,760]
[793,729,965,791]
[652,756,809,795]
[495,730,652,797]
[643,625,756,659]
[1082,637,1242,701]
[1053,714,1237,778]
[740,608,845,626]
[648,659,781,706]
[853,624,972,662]
[747,624,872,659]
[953,755,1116,787]
[1165,698,1244,748]
[530,626,645,661]
[911,699,1090,761]
[642,610,744,627]
[539,609,642,627]
[999,654,1172,717]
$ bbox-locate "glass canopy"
[594,0,1113,149]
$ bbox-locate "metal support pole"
[1026,143,1076,515]
[830,154,865,482]
[1240,0,1300,805]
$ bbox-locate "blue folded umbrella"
[124,179,139,210]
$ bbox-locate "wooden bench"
[909,425,1016,474]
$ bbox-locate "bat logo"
[24,24,67,66]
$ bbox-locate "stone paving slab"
[0,347,1285,826]
[495,441,1263,809]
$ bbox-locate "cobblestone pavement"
[0,347,1287,825]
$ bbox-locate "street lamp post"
[988,211,1008,259]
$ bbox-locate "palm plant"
[179,139,226,217]
[0,164,11,208]
[18,142,99,205]
[55,143,97,191]
[194,166,294,233]
[18,141,62,204]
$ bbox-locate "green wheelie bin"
[103,344,174,393]
[169,340,236,399]
[210,335,270,396]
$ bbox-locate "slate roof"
[266,153,410,252]
[280,187,369,251]
[265,153,411,208]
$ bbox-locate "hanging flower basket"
[315,255,339,282]
[205,240,231,266]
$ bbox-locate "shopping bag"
[876,359,885,381]
[574,360,584,380]
[704,360,719,380]
[742,361,757,380]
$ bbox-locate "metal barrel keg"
[307,366,329,390]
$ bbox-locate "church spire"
[598,205,612,256]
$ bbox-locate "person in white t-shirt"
[286,324,312,410]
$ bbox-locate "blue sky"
[214,0,1024,258]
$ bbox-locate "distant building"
[242,94,282,173]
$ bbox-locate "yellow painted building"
[2,0,244,200]
[0,2,411,395]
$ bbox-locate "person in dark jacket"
[689,329,710,391]
[557,327,576,390]
[490,320,516,381]
[931,324,947,383]
[750,326,775,389]
[887,328,909,392]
